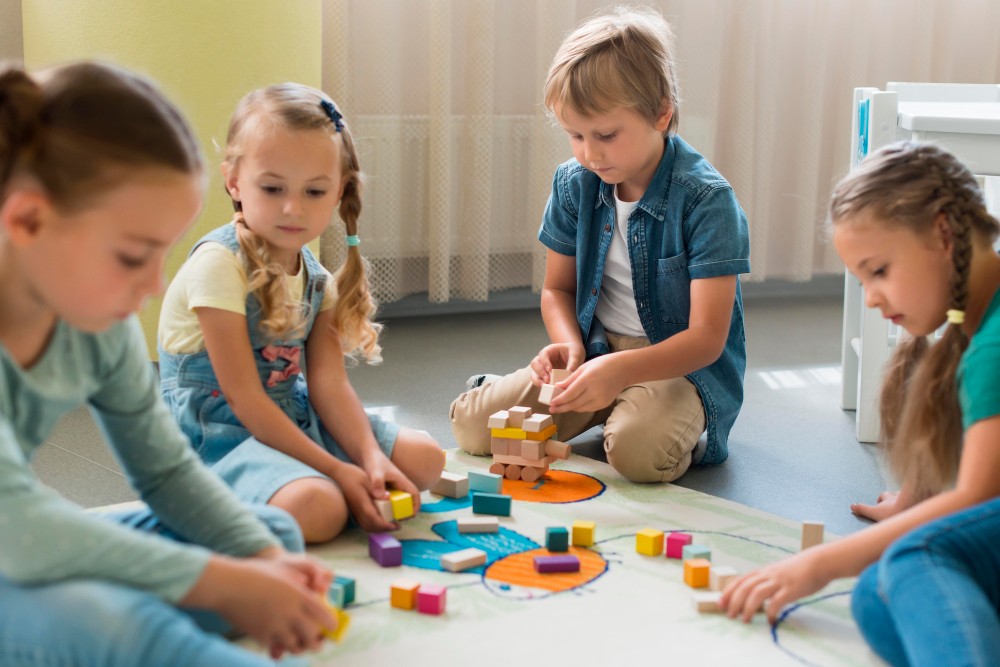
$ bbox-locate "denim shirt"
[537,135,750,465]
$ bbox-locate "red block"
[666,532,693,559]
[417,584,447,615]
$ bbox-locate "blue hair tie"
[346,235,360,246]
[320,100,344,132]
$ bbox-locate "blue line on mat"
[771,591,854,667]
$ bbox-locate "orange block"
[684,558,711,588]
[390,579,420,610]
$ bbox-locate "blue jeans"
[852,496,1000,667]
[0,504,301,667]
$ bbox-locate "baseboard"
[740,273,845,300]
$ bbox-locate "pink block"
[417,584,447,615]
[666,532,693,559]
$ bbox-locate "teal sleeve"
[960,343,1000,430]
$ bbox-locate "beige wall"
[0,0,23,62]
[22,0,321,356]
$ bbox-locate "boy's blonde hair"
[543,6,680,136]
[223,83,381,363]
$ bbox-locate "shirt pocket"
[656,251,692,326]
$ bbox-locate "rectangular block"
[491,453,552,469]
[550,368,571,384]
[457,516,499,533]
[684,558,711,588]
[472,491,512,516]
[440,547,487,572]
[666,532,693,559]
[545,440,571,460]
[692,591,724,613]
[507,406,532,428]
[682,544,711,562]
[636,528,664,556]
[491,426,528,440]
[468,470,503,494]
[534,554,580,573]
[546,526,569,552]
[430,471,468,499]
[710,565,738,592]
[374,498,394,523]
[538,384,564,405]
[369,533,402,567]
[487,410,509,429]
[520,440,545,460]
[390,579,420,610]
[522,413,553,433]
[524,424,558,441]
[417,584,447,615]
[388,490,414,520]
[802,521,824,550]
[572,520,595,547]
[490,437,508,456]
[506,439,521,457]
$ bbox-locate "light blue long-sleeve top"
[0,316,281,603]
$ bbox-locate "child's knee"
[269,478,348,544]
[604,421,693,483]
[396,430,446,490]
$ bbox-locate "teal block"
[472,491,511,516]
[682,544,711,562]
[546,526,569,552]
[328,576,355,607]
[468,470,503,494]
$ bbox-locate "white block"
[692,591,724,613]
[374,498,394,523]
[431,471,469,499]
[457,516,500,533]
[709,565,738,592]
[801,521,824,550]
[440,547,487,572]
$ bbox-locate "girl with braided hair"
[723,141,1000,666]
[156,83,443,544]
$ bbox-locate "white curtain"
[321,0,1000,304]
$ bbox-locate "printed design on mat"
[421,470,606,513]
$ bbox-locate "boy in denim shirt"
[451,7,749,483]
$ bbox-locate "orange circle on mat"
[500,470,604,503]
[485,547,607,592]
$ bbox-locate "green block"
[328,576,356,608]
[472,491,511,516]
[546,526,569,552]
[682,544,711,562]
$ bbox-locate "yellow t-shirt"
[158,242,337,354]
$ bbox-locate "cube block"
[430,471,469,499]
[538,384,564,405]
[572,520,596,547]
[692,591,724,613]
[710,565,738,592]
[682,544,711,562]
[440,547,487,572]
[520,440,545,460]
[550,368,571,384]
[490,437,508,456]
[468,470,503,494]
[390,579,420,610]
[388,490,414,520]
[320,596,351,642]
[417,583,447,615]
[487,410,509,429]
[546,526,569,552]
[369,533,402,567]
[507,406,532,428]
[522,413,553,433]
[636,528,665,556]
[327,576,356,608]
[506,439,522,457]
[666,532,694,559]
[457,516,500,533]
[801,521,824,550]
[684,558,711,588]
[472,492,511,516]
[374,498,394,523]
[534,554,580,573]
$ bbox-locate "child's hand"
[330,462,398,533]
[259,549,334,596]
[530,343,586,386]
[851,490,903,522]
[719,550,829,624]
[548,354,627,413]
[362,452,422,514]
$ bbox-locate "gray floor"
[33,294,888,536]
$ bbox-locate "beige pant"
[450,332,706,483]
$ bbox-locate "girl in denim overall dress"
[158,84,443,543]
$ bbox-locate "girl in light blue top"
[0,62,336,666]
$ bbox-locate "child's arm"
[530,249,587,385]
[549,275,736,414]
[722,414,1000,623]
[304,308,421,508]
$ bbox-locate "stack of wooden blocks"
[487,405,571,482]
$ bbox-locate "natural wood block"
[374,498,394,523]
[522,413,553,433]
[508,406,532,428]
[487,410,509,429]
[490,437,508,456]
[520,440,545,460]
[440,547,487,572]
[709,565,738,592]
[492,453,553,468]
[545,440,571,459]
[538,383,564,405]
[430,471,468,499]
[457,516,499,533]
[692,591,724,613]
[506,439,521,457]
[550,368,571,384]
[801,521,824,550]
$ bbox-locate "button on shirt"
[594,187,645,338]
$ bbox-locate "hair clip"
[320,100,344,132]
[346,235,360,246]
[947,309,965,324]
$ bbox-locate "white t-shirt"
[594,187,645,338]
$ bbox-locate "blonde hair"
[543,6,680,136]
[829,142,1000,498]
[222,83,381,362]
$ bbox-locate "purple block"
[666,532,693,559]
[369,533,402,567]
[533,554,580,573]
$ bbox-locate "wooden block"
[520,440,545,460]
[320,596,350,642]
[491,426,528,440]
[374,498,394,523]
[636,528,664,556]
[801,521,824,550]
[692,591,724,613]
[506,439,521,457]
[545,440,571,460]
[468,470,503,494]
[417,584,447,615]
[369,533,402,567]
[390,579,420,610]
[682,544,711,562]
[489,462,506,476]
[507,406,532,428]
[550,368,571,384]
[522,413,553,433]
[327,576,356,608]
[504,464,521,480]
[440,547,487,572]
[538,383,564,405]
[491,453,553,468]
[546,526,569,552]
[457,516,499,533]
[709,565,738,592]
[487,410,509,429]
[534,554,580,573]
[666,532,693,559]
[520,465,545,483]
[490,437,508,456]
[524,424,558,441]
[472,492,511,516]
[684,558,711,588]
[388,490,414,520]
[430,471,468,499]
[572,520,595,546]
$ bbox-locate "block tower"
[487,405,571,482]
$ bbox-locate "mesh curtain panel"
[321,0,1000,304]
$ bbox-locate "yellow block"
[388,490,414,520]
[390,579,420,610]
[684,558,711,588]
[572,520,596,547]
[636,528,664,556]
[320,597,351,642]
[491,424,558,441]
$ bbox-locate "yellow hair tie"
[947,309,965,324]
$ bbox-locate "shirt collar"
[594,136,676,222]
